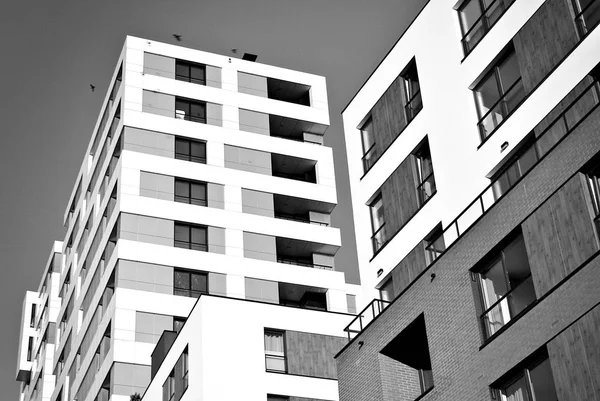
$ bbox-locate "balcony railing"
[460,0,516,55]
[344,71,600,340]
[575,0,600,37]
[478,77,526,140]
[481,275,536,339]
[371,222,387,253]
[405,90,423,123]
[362,143,379,173]
[274,212,329,226]
[344,299,391,340]
[277,257,333,270]
[416,172,436,206]
[174,241,208,251]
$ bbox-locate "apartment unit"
[338,0,600,400]
[15,36,360,401]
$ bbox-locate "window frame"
[474,47,525,142]
[264,329,287,373]
[360,116,378,173]
[474,233,536,340]
[174,178,208,206]
[458,0,517,57]
[400,58,422,123]
[369,193,387,254]
[175,97,207,124]
[163,370,175,401]
[174,223,208,251]
[412,139,436,207]
[573,0,600,38]
[173,269,208,298]
[174,137,207,164]
[175,59,207,85]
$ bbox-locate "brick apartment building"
[338,0,600,400]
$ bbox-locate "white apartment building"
[16,36,361,401]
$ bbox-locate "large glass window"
[492,138,539,199]
[175,98,206,123]
[175,137,206,164]
[458,0,516,55]
[181,347,189,392]
[175,60,206,85]
[586,160,600,233]
[573,0,600,37]
[175,179,207,206]
[475,233,536,339]
[360,117,378,173]
[369,194,387,253]
[174,223,208,251]
[424,224,445,265]
[413,139,436,206]
[174,269,208,298]
[264,330,286,373]
[401,59,422,123]
[474,48,525,141]
[162,371,175,401]
[493,351,558,401]
[379,278,395,302]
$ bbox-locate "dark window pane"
[174,271,190,290]
[191,141,206,159]
[502,374,531,401]
[175,139,190,156]
[191,183,207,201]
[475,73,501,117]
[459,0,482,33]
[175,181,190,199]
[518,145,538,176]
[174,225,190,243]
[529,358,558,401]
[191,103,206,120]
[191,227,207,245]
[191,273,207,293]
[480,258,508,308]
[191,65,205,83]
[176,63,189,80]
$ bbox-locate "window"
[360,117,378,173]
[175,137,206,164]
[174,269,208,298]
[424,224,445,265]
[474,47,525,141]
[585,159,600,233]
[175,60,206,85]
[175,179,207,206]
[401,59,422,123]
[174,223,208,251]
[369,194,387,253]
[492,137,539,199]
[175,98,206,123]
[458,0,516,55]
[26,336,33,362]
[181,347,189,392]
[30,304,36,328]
[162,370,175,401]
[379,277,395,302]
[474,233,536,339]
[491,349,558,401]
[264,330,286,373]
[173,317,186,333]
[573,0,600,37]
[413,139,436,206]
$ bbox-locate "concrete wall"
[240,109,270,135]
[243,232,277,262]
[242,189,275,217]
[123,127,174,159]
[224,145,272,175]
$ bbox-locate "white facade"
[342,0,597,299]
[17,36,360,401]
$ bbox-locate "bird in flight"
[90,84,95,92]
[173,34,182,42]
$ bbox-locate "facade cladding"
[339,0,600,401]
[15,36,362,401]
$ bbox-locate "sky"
[0,0,427,396]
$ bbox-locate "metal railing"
[405,90,423,123]
[478,77,526,140]
[460,0,516,55]
[371,222,387,253]
[480,275,536,339]
[174,195,208,206]
[416,172,437,206]
[344,299,391,340]
[174,241,209,251]
[362,143,379,173]
[277,257,333,270]
[344,72,600,340]
[274,212,329,226]
[575,0,600,37]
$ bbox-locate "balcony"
[276,236,337,271]
[279,282,328,310]
[478,77,526,141]
[271,153,317,183]
[239,109,327,144]
[273,193,331,227]
[344,69,600,340]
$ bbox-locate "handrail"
[274,212,329,226]
[480,274,533,318]
[344,298,391,340]
[344,72,600,340]
[477,76,525,139]
[361,142,378,172]
[370,222,387,252]
[575,0,600,36]
[277,257,333,270]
